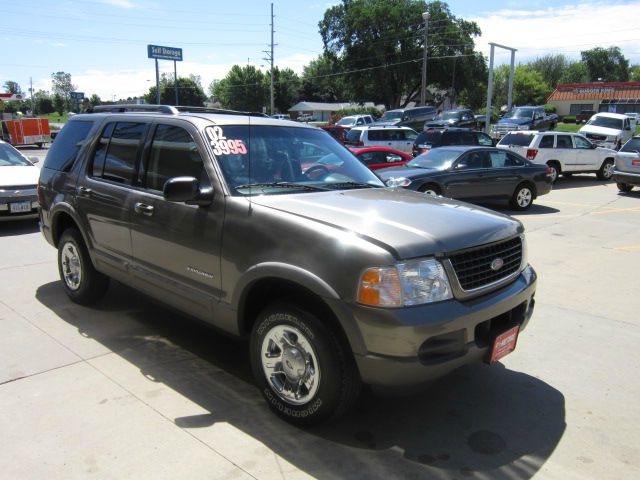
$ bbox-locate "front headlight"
[358,258,452,307]
[517,125,530,130]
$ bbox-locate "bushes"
[477,106,500,123]
[542,103,557,114]
[562,115,576,123]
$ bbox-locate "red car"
[348,146,412,170]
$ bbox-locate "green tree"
[300,53,349,102]
[580,46,629,82]
[52,93,65,116]
[145,74,207,106]
[265,67,301,114]
[629,65,640,82]
[319,0,484,108]
[211,65,267,111]
[32,90,54,115]
[89,94,101,106]
[559,62,590,84]
[528,54,570,88]
[3,81,22,96]
[51,71,76,112]
[492,64,550,107]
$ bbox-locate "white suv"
[345,126,418,154]
[335,114,375,127]
[497,131,617,183]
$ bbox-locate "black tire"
[510,183,534,211]
[250,302,361,425]
[597,159,614,180]
[57,228,109,305]
[617,182,633,193]
[419,183,441,196]
[547,161,560,184]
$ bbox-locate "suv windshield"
[503,109,534,120]
[586,116,624,130]
[210,125,384,195]
[407,148,459,170]
[498,133,535,147]
[620,138,640,153]
[336,117,357,126]
[379,111,403,122]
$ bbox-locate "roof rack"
[89,104,269,117]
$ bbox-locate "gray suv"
[38,105,537,425]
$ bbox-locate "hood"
[497,117,532,126]
[579,125,622,136]
[252,188,522,259]
[0,165,40,187]
[424,120,452,128]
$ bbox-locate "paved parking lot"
[1,171,638,479]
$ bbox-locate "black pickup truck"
[491,106,556,140]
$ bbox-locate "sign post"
[70,91,84,112]
[147,45,183,105]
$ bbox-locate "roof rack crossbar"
[91,104,178,114]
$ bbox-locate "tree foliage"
[580,46,629,82]
[491,64,551,107]
[559,62,590,84]
[51,72,76,112]
[266,67,301,114]
[211,65,267,111]
[145,73,207,106]
[319,0,484,108]
[299,53,349,103]
[631,65,640,82]
[3,81,22,95]
[528,54,571,88]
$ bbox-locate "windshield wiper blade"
[323,181,380,189]
[234,182,327,191]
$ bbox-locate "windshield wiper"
[234,182,327,191]
[322,181,380,190]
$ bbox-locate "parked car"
[491,106,556,140]
[376,106,438,131]
[412,128,494,156]
[377,146,552,210]
[335,114,374,127]
[345,125,418,154]
[348,146,412,170]
[0,140,40,221]
[320,125,350,144]
[613,136,640,192]
[496,131,617,183]
[297,113,316,122]
[271,114,290,120]
[576,110,596,124]
[579,112,636,150]
[39,104,537,425]
[424,109,478,129]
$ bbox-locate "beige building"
[547,82,640,117]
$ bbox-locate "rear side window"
[90,122,147,184]
[345,129,362,145]
[368,130,393,141]
[498,133,535,147]
[476,132,493,146]
[556,135,573,149]
[415,131,442,146]
[539,135,554,148]
[43,120,94,171]
[444,131,476,146]
[144,125,205,192]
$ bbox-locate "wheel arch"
[51,206,87,248]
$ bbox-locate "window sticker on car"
[205,126,248,156]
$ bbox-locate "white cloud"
[98,0,139,8]
[471,1,640,64]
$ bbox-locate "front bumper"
[0,191,39,221]
[332,265,537,386]
[612,168,640,186]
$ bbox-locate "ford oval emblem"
[490,258,504,271]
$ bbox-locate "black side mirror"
[163,176,213,206]
[591,143,598,149]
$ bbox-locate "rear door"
[129,121,224,321]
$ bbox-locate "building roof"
[547,82,640,102]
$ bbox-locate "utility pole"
[30,77,34,114]
[420,7,429,106]
[263,3,275,115]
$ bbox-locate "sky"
[2,0,639,102]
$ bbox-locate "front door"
[573,135,600,170]
[129,122,224,321]
[445,150,490,200]
[555,134,577,171]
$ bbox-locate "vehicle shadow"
[0,220,39,237]
[552,175,612,190]
[35,280,566,480]
[487,203,560,216]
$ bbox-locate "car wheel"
[547,162,560,183]
[617,182,633,193]
[597,159,614,180]
[57,228,109,305]
[510,184,534,211]
[250,302,361,425]
[419,184,441,196]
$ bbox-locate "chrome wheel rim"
[603,162,614,179]
[423,189,438,196]
[549,166,558,183]
[260,324,320,405]
[517,188,532,207]
[61,242,82,291]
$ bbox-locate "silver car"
[613,136,640,192]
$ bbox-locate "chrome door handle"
[134,202,154,216]
[78,186,92,197]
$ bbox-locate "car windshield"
[209,125,384,195]
[442,112,461,120]
[336,117,356,126]
[503,109,534,119]
[0,144,31,166]
[379,111,403,121]
[498,133,535,147]
[586,116,624,129]
[620,138,640,153]
[406,148,460,170]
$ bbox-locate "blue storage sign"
[147,45,183,61]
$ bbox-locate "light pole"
[420,8,429,106]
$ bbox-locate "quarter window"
[539,135,554,148]
[556,135,573,149]
[91,122,147,184]
[145,125,205,192]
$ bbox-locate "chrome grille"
[449,237,522,291]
